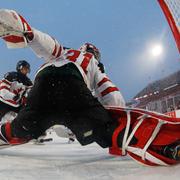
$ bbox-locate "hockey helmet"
[79,43,101,62]
[16,60,31,73]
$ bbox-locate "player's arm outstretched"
[0,9,64,62]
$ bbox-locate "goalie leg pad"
[108,107,180,166]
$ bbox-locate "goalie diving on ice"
[0,9,179,166]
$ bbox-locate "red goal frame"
[158,0,180,53]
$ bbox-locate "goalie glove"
[0,9,33,48]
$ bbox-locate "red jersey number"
[66,49,93,73]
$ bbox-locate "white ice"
[0,132,179,180]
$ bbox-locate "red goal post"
[158,0,180,53]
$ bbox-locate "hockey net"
[158,0,180,53]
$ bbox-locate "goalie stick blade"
[39,138,53,143]
[33,138,53,145]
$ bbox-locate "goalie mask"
[79,43,101,62]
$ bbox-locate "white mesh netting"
[164,0,180,31]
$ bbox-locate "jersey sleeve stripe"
[0,86,18,97]
[0,96,18,106]
[52,43,57,56]
[98,77,111,87]
[0,86,11,91]
[56,46,62,58]
[101,87,119,97]
[1,79,12,86]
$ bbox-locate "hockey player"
[0,9,125,146]
[0,60,32,121]
[0,9,179,166]
[4,42,124,147]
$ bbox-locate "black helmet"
[79,43,101,62]
[16,60,31,73]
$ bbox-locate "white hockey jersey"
[0,78,27,107]
[28,28,125,107]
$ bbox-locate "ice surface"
[0,132,179,180]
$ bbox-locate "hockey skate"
[0,125,9,147]
[162,141,180,161]
[0,122,28,148]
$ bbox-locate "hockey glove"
[0,9,33,48]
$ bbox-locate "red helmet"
[79,43,101,62]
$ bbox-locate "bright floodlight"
[151,44,163,57]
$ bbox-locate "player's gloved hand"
[0,9,34,48]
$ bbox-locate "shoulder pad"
[4,72,18,82]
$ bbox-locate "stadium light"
[150,44,163,57]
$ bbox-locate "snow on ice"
[0,131,179,180]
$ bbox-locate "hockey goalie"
[0,9,179,167]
